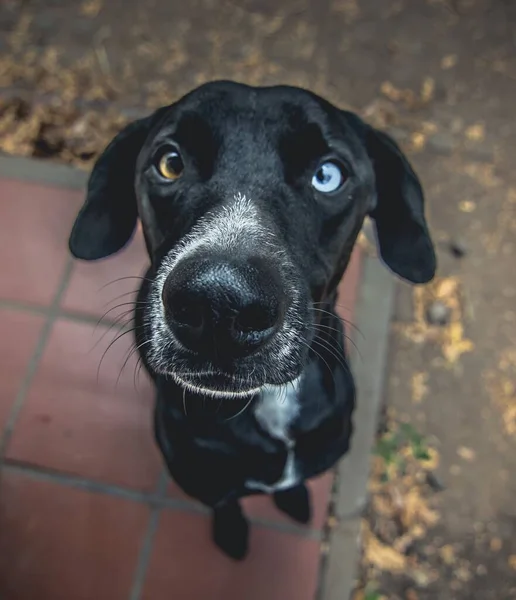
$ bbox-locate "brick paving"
[0,176,361,600]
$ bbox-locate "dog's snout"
[162,255,286,359]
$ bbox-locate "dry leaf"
[81,0,103,17]
[490,537,503,552]
[421,77,435,103]
[380,81,416,106]
[364,529,408,572]
[484,349,516,437]
[411,372,429,404]
[455,565,472,582]
[457,446,476,461]
[402,488,439,529]
[435,278,459,299]
[409,567,433,587]
[372,493,396,518]
[441,54,458,69]
[459,200,477,213]
[443,322,474,364]
[463,163,500,188]
[465,123,485,142]
[411,131,427,151]
[411,524,427,539]
[420,447,440,471]
[439,544,456,565]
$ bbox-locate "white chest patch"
[254,380,300,442]
[246,378,301,493]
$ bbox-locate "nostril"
[162,286,204,330]
[171,301,204,329]
[234,303,278,335]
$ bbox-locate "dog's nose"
[162,255,285,359]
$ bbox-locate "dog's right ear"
[69,108,167,260]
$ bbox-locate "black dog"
[69,81,435,559]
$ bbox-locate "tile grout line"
[2,460,323,539]
[0,258,75,457]
[2,461,207,512]
[128,469,169,600]
[0,297,132,328]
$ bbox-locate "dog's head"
[69,81,435,398]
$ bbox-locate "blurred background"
[0,0,515,598]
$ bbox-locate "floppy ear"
[364,126,436,283]
[69,108,167,260]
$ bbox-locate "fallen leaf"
[465,123,485,142]
[410,524,427,540]
[443,322,474,364]
[439,544,456,565]
[459,200,477,213]
[411,131,427,151]
[409,567,433,588]
[419,447,440,471]
[402,488,439,529]
[490,537,503,552]
[441,54,458,69]
[363,523,408,572]
[455,565,472,582]
[509,555,516,570]
[380,81,416,106]
[435,277,459,299]
[421,77,435,103]
[81,0,103,17]
[463,163,501,188]
[457,446,476,461]
[411,372,429,404]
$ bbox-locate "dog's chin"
[171,372,263,399]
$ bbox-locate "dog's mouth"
[170,371,263,399]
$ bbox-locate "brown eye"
[158,150,184,180]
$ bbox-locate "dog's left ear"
[347,112,436,284]
[69,108,167,261]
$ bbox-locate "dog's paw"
[273,484,312,524]
[212,504,249,560]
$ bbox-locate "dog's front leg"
[212,498,249,560]
[273,483,312,524]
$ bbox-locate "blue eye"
[311,161,347,193]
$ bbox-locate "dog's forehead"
[161,83,335,137]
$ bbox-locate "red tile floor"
[0,177,361,600]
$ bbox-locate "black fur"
[69,81,435,559]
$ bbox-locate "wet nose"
[162,254,286,359]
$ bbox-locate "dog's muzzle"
[145,196,309,396]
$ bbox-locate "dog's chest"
[246,381,301,493]
[254,384,299,441]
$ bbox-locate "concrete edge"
[0,153,88,190]
[318,254,396,600]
